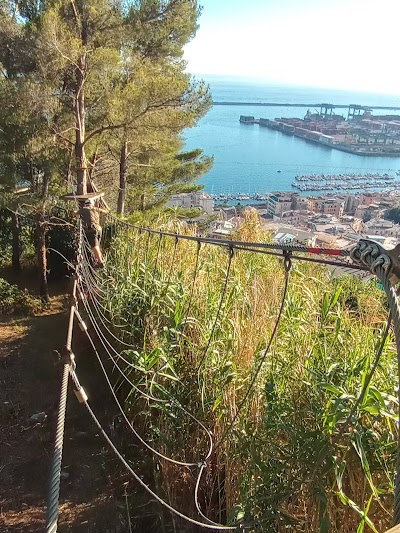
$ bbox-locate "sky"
[184,0,400,95]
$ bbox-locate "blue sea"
[183,76,400,195]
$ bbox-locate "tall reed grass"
[102,209,397,532]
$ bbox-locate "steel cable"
[193,253,291,526]
[109,213,353,258]
[45,362,70,533]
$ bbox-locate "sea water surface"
[183,77,400,195]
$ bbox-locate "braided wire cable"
[193,254,292,526]
[216,252,292,450]
[45,244,80,531]
[74,301,212,467]
[45,362,70,533]
[109,212,353,258]
[182,240,202,334]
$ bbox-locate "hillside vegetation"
[97,210,397,533]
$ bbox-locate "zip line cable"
[109,213,358,262]
[45,233,81,533]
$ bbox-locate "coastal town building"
[167,191,214,215]
[209,186,400,271]
[341,194,360,215]
[365,219,400,238]
[307,196,345,217]
[266,192,297,217]
[354,203,382,220]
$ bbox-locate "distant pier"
[239,110,400,157]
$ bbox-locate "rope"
[342,314,392,429]
[76,251,216,467]
[183,240,202,334]
[216,252,291,449]
[75,297,213,467]
[193,253,292,526]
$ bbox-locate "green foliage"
[0,277,41,314]
[102,210,396,532]
[0,209,35,267]
[46,211,77,280]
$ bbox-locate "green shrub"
[0,277,41,315]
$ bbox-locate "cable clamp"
[283,249,292,272]
[352,239,400,285]
[74,386,88,403]
[69,352,77,372]
[74,310,87,332]
[63,347,76,368]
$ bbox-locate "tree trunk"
[75,55,87,195]
[10,211,21,273]
[36,215,49,303]
[140,193,145,212]
[88,148,98,186]
[117,140,128,215]
[42,172,50,199]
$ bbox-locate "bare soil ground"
[0,295,129,532]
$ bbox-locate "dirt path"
[0,298,128,532]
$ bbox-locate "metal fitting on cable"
[62,346,76,369]
[70,370,88,403]
[69,352,76,372]
[351,239,400,286]
[73,386,88,404]
[371,254,391,276]
[74,310,87,332]
[283,249,292,272]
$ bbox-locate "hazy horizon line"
[188,73,400,98]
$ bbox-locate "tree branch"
[84,98,184,144]
[139,0,181,25]
[49,124,75,147]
